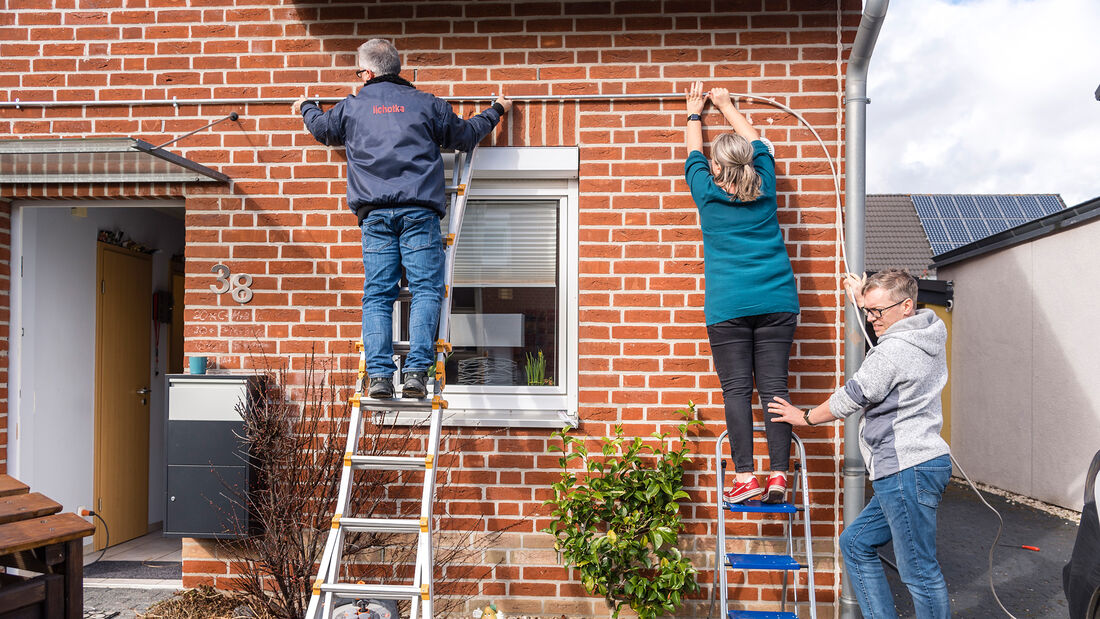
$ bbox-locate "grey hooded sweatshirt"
[829,308,951,480]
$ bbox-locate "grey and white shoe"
[367,376,395,399]
[402,371,428,399]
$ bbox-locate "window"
[387,147,579,428]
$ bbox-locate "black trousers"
[707,312,797,473]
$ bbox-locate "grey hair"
[863,268,919,303]
[357,39,401,76]
[711,132,762,202]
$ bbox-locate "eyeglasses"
[862,298,906,321]
[355,69,369,78]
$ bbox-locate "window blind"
[445,200,559,287]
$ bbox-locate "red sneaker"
[763,473,787,503]
[723,477,764,504]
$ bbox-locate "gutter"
[842,2,889,618]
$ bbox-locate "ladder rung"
[724,500,798,514]
[396,287,411,303]
[728,611,799,619]
[339,517,422,534]
[392,341,410,355]
[444,184,465,194]
[345,455,430,471]
[318,583,422,600]
[725,553,802,571]
[358,396,447,412]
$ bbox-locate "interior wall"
[940,217,1100,510]
[14,203,184,529]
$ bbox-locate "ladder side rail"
[435,147,477,350]
[792,432,817,619]
[305,365,368,619]
[416,146,477,619]
[714,429,730,618]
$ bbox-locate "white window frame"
[384,147,579,429]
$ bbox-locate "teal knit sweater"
[684,142,799,326]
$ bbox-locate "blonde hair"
[711,132,762,202]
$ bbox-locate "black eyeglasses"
[862,298,906,320]
[356,69,369,78]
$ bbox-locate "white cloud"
[867,0,1100,206]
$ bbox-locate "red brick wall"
[1,2,859,616]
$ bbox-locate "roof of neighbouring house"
[866,194,935,277]
[866,193,1068,275]
[931,194,1100,268]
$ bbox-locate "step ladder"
[712,428,817,619]
[304,147,479,619]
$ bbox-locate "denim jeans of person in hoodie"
[840,453,952,619]
[361,206,444,378]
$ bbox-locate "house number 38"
[210,263,254,304]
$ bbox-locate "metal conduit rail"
[0,92,795,107]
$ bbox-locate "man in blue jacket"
[294,38,511,399]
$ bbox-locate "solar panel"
[922,219,949,242]
[964,219,989,239]
[942,219,972,243]
[974,195,1001,218]
[985,218,1011,234]
[1018,195,1048,219]
[933,196,960,218]
[930,242,953,256]
[955,195,982,218]
[1037,194,1063,215]
[907,194,1063,258]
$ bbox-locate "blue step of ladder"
[726,552,801,571]
[728,610,799,619]
[725,500,798,514]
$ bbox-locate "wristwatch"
[687,113,701,122]
[803,409,816,426]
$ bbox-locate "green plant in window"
[543,403,703,618]
[524,350,547,386]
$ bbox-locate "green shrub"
[543,404,703,618]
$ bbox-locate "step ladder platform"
[728,610,799,619]
[724,499,798,514]
[319,583,421,600]
[726,553,801,571]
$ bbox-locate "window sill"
[377,407,577,429]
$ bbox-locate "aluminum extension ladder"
[712,428,817,619]
[304,147,479,619]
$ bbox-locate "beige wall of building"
[939,218,1100,510]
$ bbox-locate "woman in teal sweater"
[684,81,800,503]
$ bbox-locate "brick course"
[1,1,859,616]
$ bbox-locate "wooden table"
[0,474,94,619]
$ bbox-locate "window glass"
[442,199,559,387]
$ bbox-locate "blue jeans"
[840,454,952,619]
[361,207,445,377]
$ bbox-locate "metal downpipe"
[841,1,889,618]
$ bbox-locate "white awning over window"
[0,138,229,183]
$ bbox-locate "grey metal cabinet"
[165,374,262,538]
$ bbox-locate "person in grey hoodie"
[769,268,952,619]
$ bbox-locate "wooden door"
[94,244,152,549]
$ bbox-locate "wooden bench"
[0,474,94,619]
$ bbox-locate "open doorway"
[9,200,185,552]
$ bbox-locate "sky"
[866,0,1100,206]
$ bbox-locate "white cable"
[949,454,1020,619]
